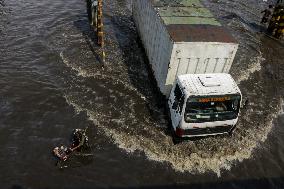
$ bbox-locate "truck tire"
[228,125,237,137]
[171,127,182,144]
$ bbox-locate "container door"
[169,83,185,129]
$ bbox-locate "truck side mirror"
[172,101,178,110]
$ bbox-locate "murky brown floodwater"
[0,0,284,188]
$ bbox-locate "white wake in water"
[236,52,264,84]
[63,70,282,176]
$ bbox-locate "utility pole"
[87,0,105,63]
[96,0,105,63]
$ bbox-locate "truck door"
[169,83,185,129]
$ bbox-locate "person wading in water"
[53,129,89,162]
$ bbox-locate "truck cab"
[168,73,242,139]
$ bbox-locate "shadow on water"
[109,14,169,103]
[110,14,166,99]
[109,14,173,135]
[10,177,284,189]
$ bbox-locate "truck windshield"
[184,95,241,123]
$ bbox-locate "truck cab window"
[184,95,241,123]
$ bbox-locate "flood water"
[0,0,284,188]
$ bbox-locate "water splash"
[235,52,264,84]
[63,76,282,177]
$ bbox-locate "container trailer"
[133,0,239,96]
[132,0,242,139]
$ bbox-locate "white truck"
[168,73,241,140]
[132,0,242,139]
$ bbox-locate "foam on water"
[235,52,264,84]
[65,94,282,176]
[59,51,147,101]
[63,70,282,176]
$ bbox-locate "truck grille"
[184,126,233,136]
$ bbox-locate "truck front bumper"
[182,125,235,137]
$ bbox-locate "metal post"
[96,0,105,63]
[97,0,104,47]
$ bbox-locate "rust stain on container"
[166,24,237,43]
[149,0,237,43]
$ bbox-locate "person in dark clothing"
[91,0,98,26]
[86,0,92,22]
[53,128,89,162]
[261,5,273,24]
[86,0,98,26]
[71,129,89,151]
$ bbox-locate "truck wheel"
[171,127,182,144]
[228,125,237,137]
[173,135,182,145]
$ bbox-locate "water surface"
[0,0,284,188]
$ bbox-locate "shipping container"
[133,0,239,97]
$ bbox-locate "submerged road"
[0,0,284,188]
